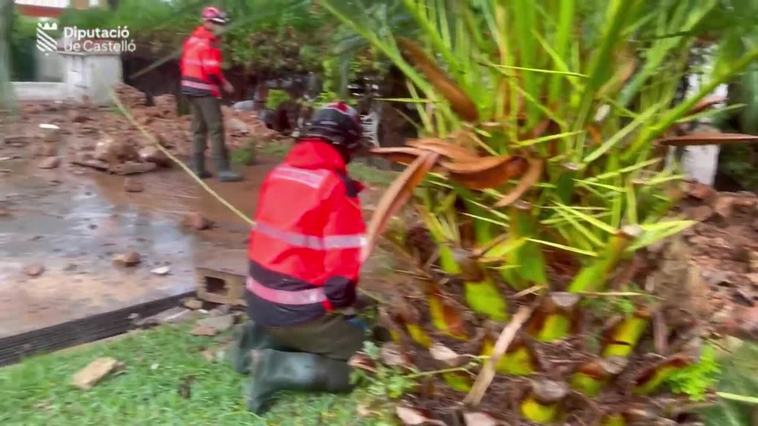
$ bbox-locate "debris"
[69,110,89,123]
[71,357,123,390]
[732,288,754,307]
[23,264,45,277]
[227,117,249,135]
[134,307,195,328]
[429,343,463,366]
[463,412,500,426]
[112,251,141,267]
[380,342,413,369]
[190,324,218,337]
[177,375,195,399]
[686,182,716,201]
[151,266,171,276]
[685,205,713,222]
[38,157,61,169]
[3,135,30,147]
[182,212,212,231]
[111,161,157,175]
[123,178,144,193]
[712,195,735,219]
[182,298,204,310]
[208,304,231,316]
[138,146,170,167]
[396,406,445,426]
[0,208,10,218]
[195,314,235,333]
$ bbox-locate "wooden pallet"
[195,266,247,306]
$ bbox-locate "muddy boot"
[190,155,212,179]
[246,349,353,414]
[217,169,243,182]
[228,321,283,374]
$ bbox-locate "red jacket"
[180,26,223,97]
[246,139,366,326]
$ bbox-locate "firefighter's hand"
[222,80,234,94]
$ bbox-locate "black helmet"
[302,101,363,151]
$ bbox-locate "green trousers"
[263,314,366,361]
[188,95,229,167]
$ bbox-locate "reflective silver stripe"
[184,59,219,67]
[253,222,365,250]
[181,80,217,90]
[247,276,326,305]
[270,166,327,189]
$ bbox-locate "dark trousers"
[245,293,365,361]
[188,95,229,167]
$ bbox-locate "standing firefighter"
[180,6,242,182]
[229,102,368,413]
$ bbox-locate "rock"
[32,143,58,157]
[110,161,157,175]
[94,135,139,164]
[195,314,235,333]
[717,305,758,340]
[71,357,123,390]
[151,266,171,276]
[138,146,170,167]
[701,269,734,287]
[38,157,61,169]
[747,273,758,288]
[69,110,89,123]
[732,288,754,307]
[686,181,717,201]
[227,117,249,135]
[23,264,45,277]
[190,323,218,337]
[112,251,141,267]
[134,307,195,327]
[123,178,144,193]
[182,298,204,310]
[233,100,255,111]
[208,304,231,316]
[685,205,713,222]
[712,195,736,219]
[463,412,500,426]
[182,212,212,231]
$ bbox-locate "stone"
[732,288,754,307]
[190,324,218,337]
[71,357,123,390]
[195,314,235,333]
[23,264,45,277]
[463,412,500,426]
[134,307,195,328]
[112,251,141,267]
[69,110,89,123]
[38,157,61,169]
[686,181,716,201]
[138,146,170,167]
[208,304,231,317]
[151,266,171,276]
[227,117,249,135]
[712,195,736,219]
[182,298,204,310]
[685,205,713,222]
[182,212,212,231]
[123,178,144,193]
[110,161,157,175]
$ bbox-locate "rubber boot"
[190,154,212,179]
[246,349,354,414]
[215,156,243,182]
[227,321,284,374]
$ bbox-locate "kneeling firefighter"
[230,102,369,414]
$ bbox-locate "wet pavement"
[0,134,272,339]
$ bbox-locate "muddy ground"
[0,100,392,343]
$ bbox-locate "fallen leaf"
[406,138,480,162]
[369,147,426,165]
[380,343,413,369]
[396,406,445,426]
[463,412,500,426]
[429,343,463,366]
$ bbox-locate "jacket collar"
[284,139,347,172]
[191,26,217,41]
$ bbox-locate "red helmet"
[303,102,364,151]
[202,6,229,25]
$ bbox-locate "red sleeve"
[320,176,367,308]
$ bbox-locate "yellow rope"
[110,91,255,227]
[111,91,383,304]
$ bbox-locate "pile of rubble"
[651,182,758,340]
[9,84,285,177]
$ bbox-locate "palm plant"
[321,0,758,423]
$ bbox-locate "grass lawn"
[702,342,758,426]
[0,324,391,426]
